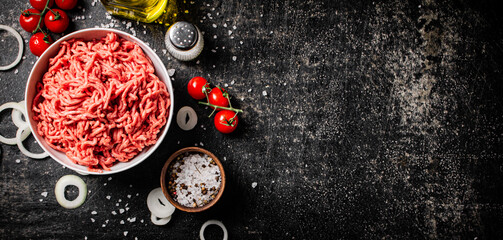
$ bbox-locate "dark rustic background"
[1,0,502,239]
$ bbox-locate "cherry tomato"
[55,0,78,10]
[208,87,229,110]
[44,9,69,33]
[19,9,43,33]
[187,76,209,100]
[29,32,52,56]
[30,0,54,11]
[214,110,238,134]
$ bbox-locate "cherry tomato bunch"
[19,0,77,56]
[187,76,243,134]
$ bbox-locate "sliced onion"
[54,175,87,209]
[16,125,48,159]
[147,187,175,218]
[0,102,30,145]
[11,100,28,128]
[0,25,24,71]
[150,213,172,226]
[200,220,228,240]
[176,106,198,131]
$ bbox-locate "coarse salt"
[167,153,222,207]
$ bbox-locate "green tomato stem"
[198,101,243,113]
[33,0,52,33]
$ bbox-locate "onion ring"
[54,175,87,209]
[200,220,228,240]
[12,100,28,128]
[147,187,176,218]
[150,213,172,226]
[0,25,24,71]
[16,125,49,159]
[0,102,31,145]
[176,106,198,131]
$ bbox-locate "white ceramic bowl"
[25,28,174,175]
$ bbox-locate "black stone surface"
[1,0,503,239]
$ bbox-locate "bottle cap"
[165,21,204,61]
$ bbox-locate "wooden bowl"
[160,147,226,212]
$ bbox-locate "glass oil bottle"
[100,0,182,26]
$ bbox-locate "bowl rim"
[24,28,174,175]
[160,147,226,212]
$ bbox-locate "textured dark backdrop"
[1,0,502,239]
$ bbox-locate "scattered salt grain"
[223,23,228,27]
[108,177,112,181]
[252,182,257,188]
[212,24,217,28]
[15,159,21,163]
[224,83,229,87]
[39,199,43,202]
[232,56,237,61]
[112,211,117,215]
[127,194,132,199]
[167,69,175,77]
[233,25,237,30]
[130,217,136,222]
[41,192,48,197]
[91,218,95,222]
[213,35,217,39]
[124,231,128,236]
[248,89,252,92]
[119,208,125,214]
[228,30,233,35]
[106,195,111,200]
[91,211,97,215]
[14,69,18,74]
[120,220,125,224]
[262,91,267,96]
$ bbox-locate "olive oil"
[101,0,179,26]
